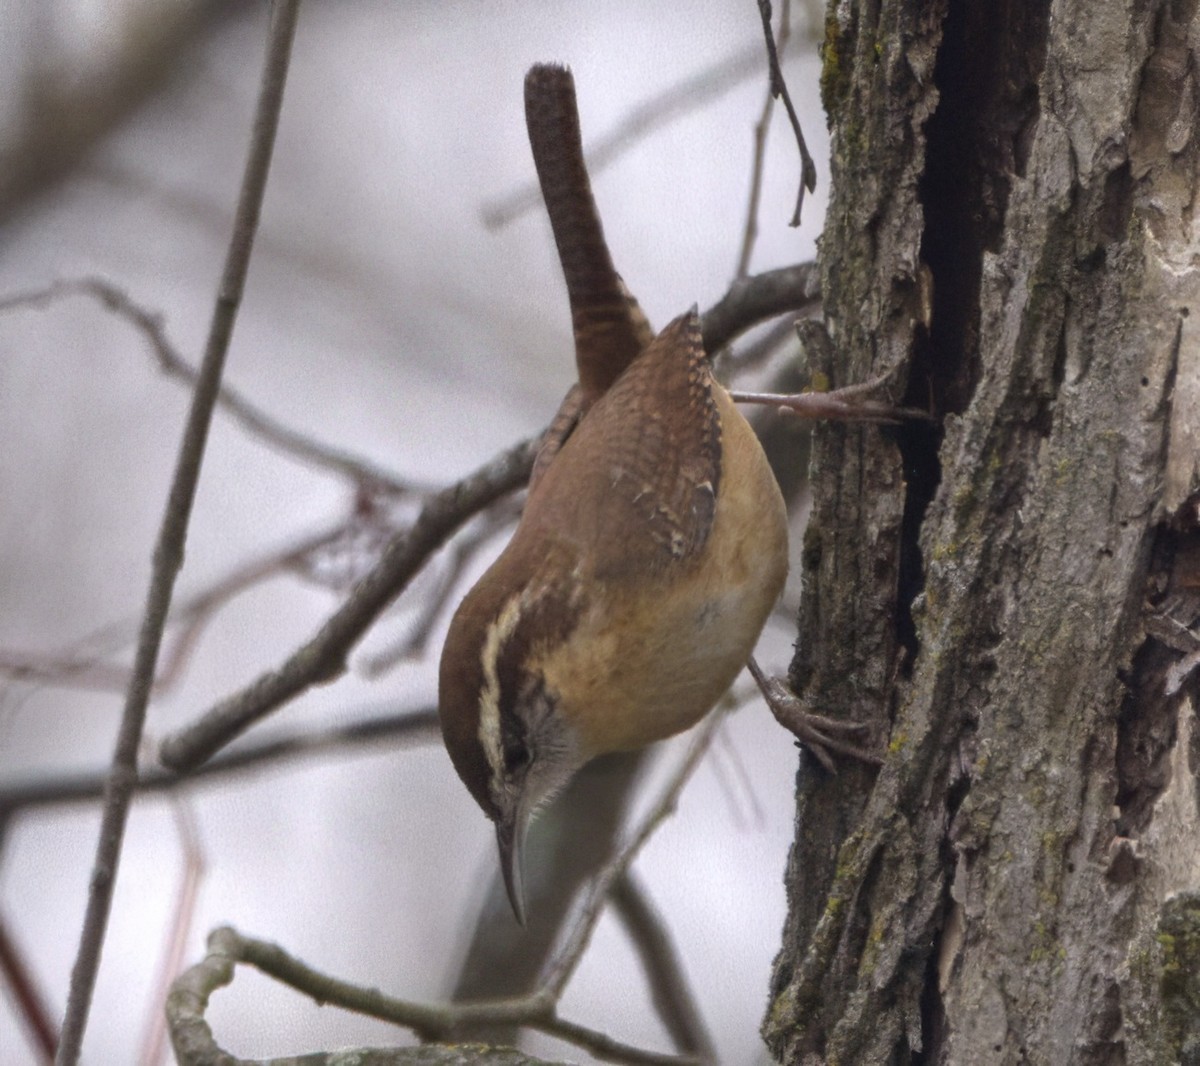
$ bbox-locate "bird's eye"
[505,741,531,773]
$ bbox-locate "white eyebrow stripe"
[478,590,528,784]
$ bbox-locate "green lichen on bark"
[1160,893,1200,1062]
[819,13,856,119]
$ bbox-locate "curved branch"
[701,263,818,354]
[167,723,722,1065]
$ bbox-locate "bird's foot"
[748,659,882,774]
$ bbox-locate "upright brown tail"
[524,64,653,405]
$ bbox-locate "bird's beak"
[495,813,527,926]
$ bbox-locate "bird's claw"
[753,671,883,774]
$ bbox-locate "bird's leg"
[730,377,930,424]
[747,657,883,773]
[729,319,934,426]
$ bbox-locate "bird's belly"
[545,562,783,755]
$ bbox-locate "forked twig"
[737,0,796,276]
[756,0,816,225]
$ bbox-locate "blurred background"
[0,1,830,1062]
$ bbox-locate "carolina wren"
[440,300,788,921]
[438,64,792,923]
[439,65,893,923]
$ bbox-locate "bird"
[438,64,897,923]
[439,297,788,922]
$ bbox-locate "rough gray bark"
[764,1,1200,1063]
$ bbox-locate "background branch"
[0,277,418,494]
[54,7,301,1060]
[611,873,717,1062]
[0,517,354,694]
[0,920,56,1064]
[0,706,439,823]
[735,0,793,278]
[137,802,204,1066]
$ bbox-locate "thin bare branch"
[0,706,439,821]
[539,1015,697,1066]
[0,277,417,494]
[483,43,764,231]
[756,0,816,225]
[55,7,302,1061]
[168,926,699,1066]
[736,0,795,277]
[157,434,537,772]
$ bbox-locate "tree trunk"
[764,1,1200,1063]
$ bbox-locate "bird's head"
[438,553,588,924]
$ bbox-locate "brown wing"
[523,309,722,581]
[529,383,584,493]
[525,64,654,404]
